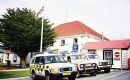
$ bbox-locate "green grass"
[0,70,30,79]
[0,63,7,67]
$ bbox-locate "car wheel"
[45,73,52,80]
[68,76,76,80]
[32,71,37,80]
[104,69,110,73]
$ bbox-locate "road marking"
[100,71,129,80]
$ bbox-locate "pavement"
[0,69,128,80]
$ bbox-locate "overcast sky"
[0,0,130,40]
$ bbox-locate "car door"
[39,56,45,76]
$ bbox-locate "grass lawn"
[0,63,7,67]
[0,70,30,79]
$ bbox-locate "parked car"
[64,53,97,77]
[30,52,77,80]
[83,53,112,73]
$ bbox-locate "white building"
[81,39,130,69]
[2,50,32,65]
[48,21,108,54]
[0,43,4,62]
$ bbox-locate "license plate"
[85,64,91,67]
[62,72,71,75]
[85,68,92,70]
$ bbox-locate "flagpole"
[37,4,44,52]
[40,15,44,52]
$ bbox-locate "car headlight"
[99,62,102,66]
[80,64,84,68]
[108,62,111,65]
[92,63,96,67]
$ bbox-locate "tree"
[0,8,56,68]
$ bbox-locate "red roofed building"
[81,39,130,69]
[54,21,109,40]
[48,21,109,53]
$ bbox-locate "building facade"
[81,39,130,69]
[48,21,108,54]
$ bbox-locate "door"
[103,50,113,65]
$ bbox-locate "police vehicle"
[64,53,97,77]
[30,52,77,80]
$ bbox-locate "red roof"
[54,21,109,40]
[82,39,130,50]
[4,50,13,54]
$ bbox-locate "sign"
[114,52,120,60]
[72,44,78,52]
[114,52,120,58]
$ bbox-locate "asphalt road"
[1,70,130,80]
[76,70,130,80]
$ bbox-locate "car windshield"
[71,54,85,60]
[87,54,99,59]
[44,55,66,64]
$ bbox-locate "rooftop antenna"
[101,32,104,41]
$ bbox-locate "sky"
[0,0,130,40]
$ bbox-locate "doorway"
[103,50,113,65]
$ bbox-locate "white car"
[30,52,77,80]
[83,54,112,73]
[64,53,97,77]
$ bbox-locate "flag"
[36,6,44,17]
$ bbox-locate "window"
[73,38,78,44]
[39,57,45,64]
[34,57,45,64]
[103,50,113,65]
[13,54,17,62]
[44,55,66,64]
[6,54,9,60]
[61,40,65,46]
[35,57,41,64]
[88,50,96,54]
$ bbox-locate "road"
[76,70,130,80]
[1,70,130,80]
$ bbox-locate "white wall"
[91,49,128,69]
[3,54,20,65]
[112,49,122,68]
[121,48,130,69]
[48,34,101,53]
